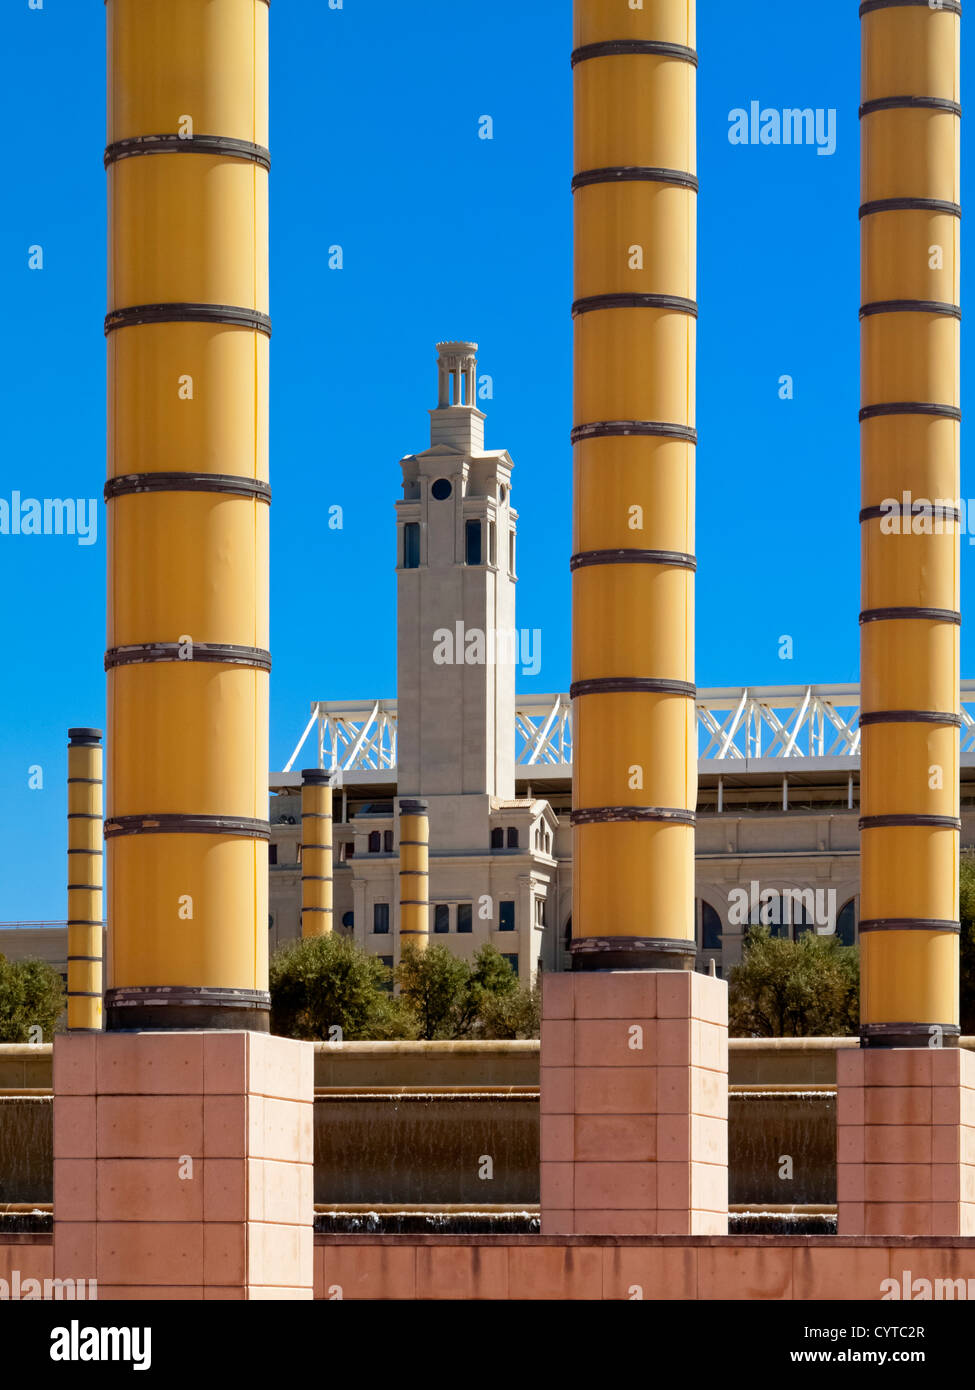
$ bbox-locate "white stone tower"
[395,342,517,850]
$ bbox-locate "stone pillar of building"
[53,1031,313,1299]
[540,971,727,1236]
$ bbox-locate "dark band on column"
[571,549,696,572]
[860,1022,961,1049]
[859,96,962,118]
[399,800,429,815]
[860,503,961,522]
[572,293,698,317]
[860,299,961,318]
[105,473,271,503]
[105,984,270,1033]
[65,921,104,927]
[571,806,695,826]
[860,0,961,14]
[571,420,697,444]
[859,710,962,726]
[571,677,695,698]
[68,728,103,746]
[860,402,961,421]
[571,39,698,67]
[859,814,961,830]
[860,197,962,217]
[572,166,698,192]
[859,606,960,623]
[859,917,961,932]
[104,814,270,839]
[105,642,272,671]
[105,303,272,335]
[570,935,697,972]
[301,768,336,787]
[105,134,271,170]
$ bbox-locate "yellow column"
[104,0,271,1030]
[859,0,961,1045]
[67,729,103,1032]
[570,0,697,968]
[301,770,334,937]
[398,799,429,954]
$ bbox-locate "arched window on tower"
[368,831,381,853]
[506,827,519,849]
[490,827,504,849]
[383,830,393,852]
[698,900,722,952]
[836,897,857,947]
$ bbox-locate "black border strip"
[860,0,961,13]
[860,298,960,319]
[571,677,695,698]
[105,643,272,672]
[860,197,962,217]
[570,548,696,571]
[860,96,961,118]
[105,985,270,1008]
[859,918,961,932]
[105,303,271,336]
[859,813,961,829]
[572,293,697,318]
[104,814,270,839]
[105,134,271,171]
[572,165,698,192]
[860,709,962,726]
[571,39,698,67]
[572,806,696,826]
[860,606,960,623]
[860,503,961,521]
[105,472,271,503]
[860,402,961,421]
[571,420,697,444]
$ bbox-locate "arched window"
[383,830,393,852]
[699,901,722,951]
[836,897,857,947]
[506,827,519,849]
[341,911,354,931]
[368,831,381,853]
[490,827,504,849]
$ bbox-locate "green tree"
[728,925,859,1038]
[478,982,541,1039]
[269,934,414,1041]
[454,944,519,1035]
[0,955,65,1042]
[395,943,470,1039]
[960,853,975,1035]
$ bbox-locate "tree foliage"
[269,934,414,1041]
[0,954,65,1042]
[728,926,859,1038]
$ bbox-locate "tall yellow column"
[301,770,334,937]
[398,799,429,954]
[103,0,271,1030]
[570,0,697,968]
[67,729,103,1032]
[859,0,961,1045]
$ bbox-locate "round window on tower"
[431,478,452,501]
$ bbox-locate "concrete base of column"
[540,969,728,1236]
[837,1047,975,1237]
[53,1031,314,1298]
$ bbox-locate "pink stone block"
[837,1126,865,1163]
[574,1019,655,1067]
[248,1095,313,1164]
[836,1083,865,1127]
[539,1066,573,1115]
[837,1162,865,1202]
[933,1087,962,1125]
[507,1245,603,1300]
[936,1125,963,1163]
[97,1286,204,1301]
[689,972,728,1027]
[573,1209,657,1236]
[53,1222,96,1282]
[932,1164,961,1201]
[203,1033,248,1095]
[691,1161,728,1213]
[203,1159,247,1223]
[319,1244,416,1300]
[539,1114,573,1163]
[603,1247,697,1301]
[540,972,574,1020]
[96,1033,204,1096]
[691,1021,726,1073]
[97,1095,203,1158]
[205,1287,246,1300]
[539,1210,575,1236]
[248,1222,313,1289]
[415,1245,508,1300]
[655,1210,691,1235]
[54,1159,96,1222]
[656,1067,690,1114]
[864,1203,933,1237]
[863,1163,931,1203]
[96,1158,204,1222]
[96,1222,204,1286]
[53,1034,96,1096]
[865,1086,932,1126]
[792,1247,892,1301]
[863,1049,932,1088]
[657,1161,690,1209]
[657,1114,690,1162]
[691,1208,729,1235]
[930,1048,962,1085]
[539,1019,574,1067]
[53,1097,96,1159]
[691,1066,728,1118]
[698,1247,793,1301]
[574,1162,655,1211]
[836,1201,865,1234]
[247,1033,313,1103]
[572,971,656,1020]
[864,1124,931,1164]
[691,1115,727,1165]
[574,1067,656,1114]
[655,1019,691,1066]
[540,1161,573,1209]
[836,1048,865,1085]
[203,1095,247,1157]
[574,1113,655,1163]
[655,972,692,1018]
[246,1158,312,1225]
[203,1223,246,1286]
[246,1285,313,1300]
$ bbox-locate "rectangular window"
[373,902,390,934]
[488,520,497,567]
[508,531,516,577]
[502,954,519,976]
[377,955,394,992]
[268,843,278,866]
[434,904,450,934]
[499,900,515,932]
[457,902,473,933]
[465,519,482,566]
[403,522,420,569]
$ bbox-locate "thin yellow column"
[67,729,103,1032]
[398,799,429,954]
[104,0,271,1030]
[859,0,961,1045]
[570,0,697,968]
[301,770,334,937]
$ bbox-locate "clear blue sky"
[1,1,971,921]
